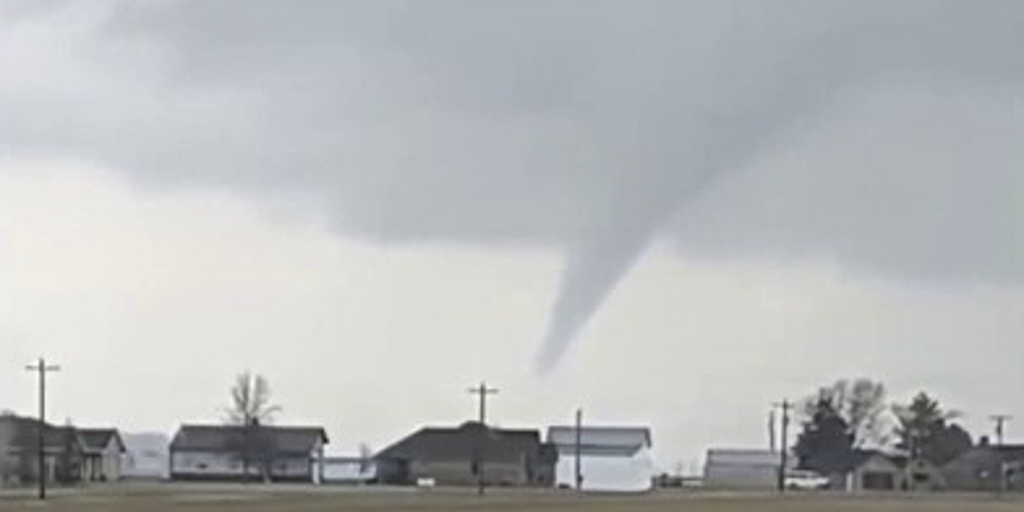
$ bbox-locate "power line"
[25,358,60,501]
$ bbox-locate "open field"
[3,485,1024,512]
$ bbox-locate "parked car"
[785,470,830,491]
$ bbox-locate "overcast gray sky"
[1,0,1022,467]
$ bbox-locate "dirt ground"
[2,485,1022,512]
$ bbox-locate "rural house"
[943,443,1024,492]
[79,428,126,482]
[169,424,328,483]
[0,414,84,486]
[834,450,945,492]
[547,425,654,492]
[374,421,557,487]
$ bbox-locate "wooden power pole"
[991,415,1013,447]
[575,408,583,491]
[468,382,498,495]
[773,399,792,493]
[25,358,60,501]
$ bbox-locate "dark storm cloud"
[1,0,1021,366]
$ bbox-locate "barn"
[547,426,654,492]
[703,449,784,490]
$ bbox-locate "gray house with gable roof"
[169,424,328,483]
[374,421,556,487]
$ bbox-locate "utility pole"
[25,358,60,501]
[772,399,792,493]
[469,382,499,425]
[769,409,777,453]
[468,382,498,496]
[574,408,583,491]
[990,415,1013,447]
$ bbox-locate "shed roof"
[0,414,80,452]
[170,425,328,455]
[547,426,651,456]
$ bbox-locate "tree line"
[794,378,976,474]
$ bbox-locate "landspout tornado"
[536,226,655,373]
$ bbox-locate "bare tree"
[843,379,893,448]
[802,378,893,449]
[224,372,281,426]
[224,372,282,482]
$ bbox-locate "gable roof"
[79,428,126,453]
[375,422,546,464]
[802,448,912,475]
[992,445,1024,462]
[547,426,652,456]
[948,445,1024,467]
[170,425,328,455]
[0,414,80,452]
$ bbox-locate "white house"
[78,429,126,482]
[547,426,654,492]
[703,449,786,490]
[169,425,328,483]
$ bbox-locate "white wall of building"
[323,459,376,484]
[172,451,244,477]
[123,433,170,480]
[170,450,321,482]
[554,447,655,492]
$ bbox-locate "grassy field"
[2,485,1023,512]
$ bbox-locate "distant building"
[831,450,944,492]
[943,444,1024,492]
[547,425,654,492]
[703,449,784,490]
[322,456,377,485]
[122,432,170,480]
[0,414,84,486]
[169,424,328,483]
[374,421,556,487]
[78,428,126,482]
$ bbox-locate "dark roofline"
[0,414,81,451]
[173,424,329,440]
[374,423,543,462]
[170,424,329,453]
[79,428,127,454]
